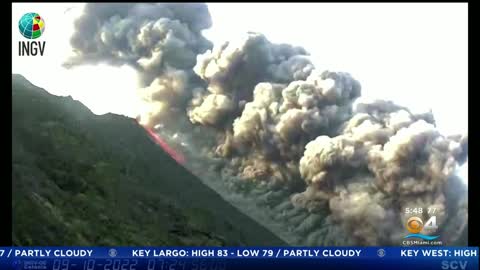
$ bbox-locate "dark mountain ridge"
[12,74,285,246]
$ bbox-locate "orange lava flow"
[136,119,186,165]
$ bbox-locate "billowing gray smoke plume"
[65,3,212,127]
[67,3,468,246]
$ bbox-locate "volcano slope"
[12,74,285,246]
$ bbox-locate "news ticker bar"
[0,247,478,259]
[0,247,478,270]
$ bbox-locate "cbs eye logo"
[404,216,439,241]
[406,217,425,233]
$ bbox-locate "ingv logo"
[17,12,46,56]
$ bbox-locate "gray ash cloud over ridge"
[66,3,468,245]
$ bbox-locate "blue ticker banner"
[0,247,478,270]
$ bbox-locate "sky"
[12,3,468,182]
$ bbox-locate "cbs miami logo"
[17,12,46,56]
[403,214,442,246]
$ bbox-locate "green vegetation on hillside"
[12,74,285,246]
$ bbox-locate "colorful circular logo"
[406,216,424,234]
[18,12,45,39]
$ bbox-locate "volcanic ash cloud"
[66,4,468,246]
[65,3,213,127]
[295,101,467,244]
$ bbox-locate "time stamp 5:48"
[405,207,437,215]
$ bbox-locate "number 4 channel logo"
[405,216,439,240]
